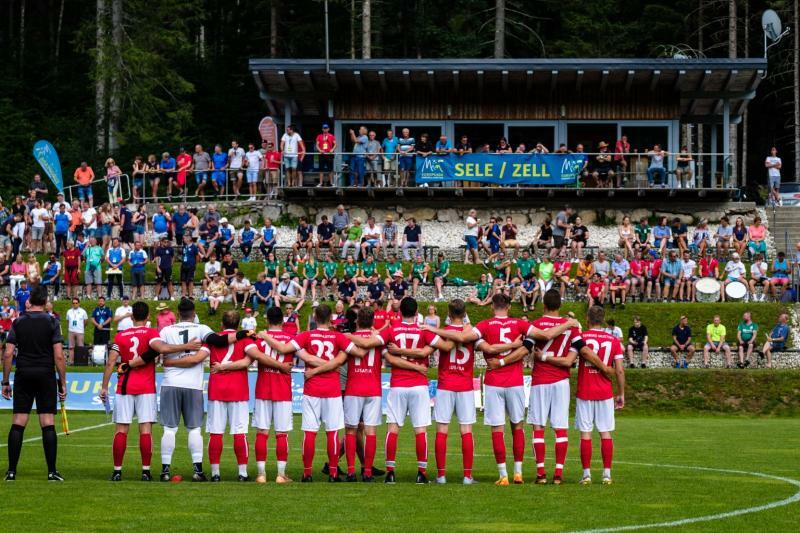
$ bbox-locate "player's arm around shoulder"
[163,347,209,367]
[345,331,384,349]
[100,344,121,401]
[305,351,347,378]
[384,352,428,375]
[578,344,612,377]
[257,331,297,354]
[527,318,577,341]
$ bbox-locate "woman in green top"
[467,273,492,306]
[537,256,555,294]
[358,254,378,284]
[302,256,319,302]
[409,255,430,298]
[283,251,299,280]
[343,255,360,280]
[432,252,450,302]
[263,251,280,282]
[384,253,403,288]
[321,252,339,301]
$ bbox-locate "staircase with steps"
[769,207,800,253]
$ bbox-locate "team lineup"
[86,290,625,486]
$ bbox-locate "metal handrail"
[62,173,131,204]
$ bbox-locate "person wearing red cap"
[316,124,336,187]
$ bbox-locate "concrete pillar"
[711,125,718,188]
[722,99,731,188]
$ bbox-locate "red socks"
[364,434,376,477]
[491,431,507,466]
[112,432,127,469]
[385,431,398,471]
[139,433,152,469]
[435,432,448,477]
[345,433,358,475]
[302,431,317,476]
[415,432,428,473]
[208,433,223,467]
[580,438,593,469]
[326,431,339,478]
[512,427,525,463]
[461,432,474,479]
[233,433,249,467]
[554,429,568,477]
[276,433,288,462]
[533,429,546,476]
[255,432,268,463]
[601,438,613,469]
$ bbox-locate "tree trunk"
[270,1,278,58]
[361,0,371,59]
[198,24,206,60]
[794,0,800,181]
[55,0,65,62]
[96,0,107,154]
[494,0,505,58]
[727,0,738,187]
[350,0,356,59]
[108,0,123,153]
[19,0,25,71]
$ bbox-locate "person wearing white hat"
[721,252,747,302]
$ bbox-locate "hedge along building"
[250,58,764,183]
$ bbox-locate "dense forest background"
[0,0,797,194]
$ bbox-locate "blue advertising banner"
[0,372,442,414]
[415,152,587,185]
[32,140,64,192]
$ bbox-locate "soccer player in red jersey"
[576,306,625,485]
[173,310,263,481]
[100,301,202,481]
[426,293,575,485]
[348,297,453,484]
[219,306,295,483]
[261,303,363,482]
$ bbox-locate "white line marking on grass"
[570,461,800,533]
[0,422,113,447]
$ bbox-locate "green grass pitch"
[1,412,797,531]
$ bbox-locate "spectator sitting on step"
[747,216,767,260]
[652,216,671,257]
[221,251,239,285]
[770,251,791,300]
[670,316,695,368]
[206,272,227,315]
[274,272,305,307]
[293,216,314,259]
[381,214,398,260]
[388,270,409,302]
[732,217,749,258]
[604,318,623,340]
[401,217,422,260]
[586,272,606,307]
[229,271,253,310]
[201,253,221,301]
[315,215,335,259]
[736,311,758,368]
[671,218,688,254]
[761,313,789,369]
[409,254,430,298]
[748,253,770,302]
[721,252,747,302]
[703,315,733,368]
[251,272,274,313]
[575,254,594,294]
[500,216,520,258]
[626,316,649,368]
[677,250,697,303]
[618,215,635,259]
[360,216,382,259]
[341,217,363,259]
[534,214,553,253]
[690,219,710,256]
[714,216,733,256]
[237,219,256,263]
[568,216,589,262]
[553,251,572,300]
[337,275,358,306]
[466,273,491,307]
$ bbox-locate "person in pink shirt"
[156,303,176,331]
[629,249,645,301]
[644,254,662,302]
[747,216,768,259]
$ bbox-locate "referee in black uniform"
[2,285,66,481]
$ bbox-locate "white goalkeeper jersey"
[159,322,214,390]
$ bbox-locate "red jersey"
[437,324,475,392]
[62,248,81,269]
[316,133,336,153]
[554,261,571,275]
[265,150,282,170]
[112,326,159,395]
[588,281,605,298]
[629,259,644,276]
[255,330,295,402]
[373,309,388,331]
[531,315,582,386]
[647,258,662,278]
[473,316,532,387]
[282,313,299,336]
[577,329,623,400]
[699,257,718,278]
[388,311,402,327]
[345,330,384,397]
[205,330,257,402]
[291,328,354,398]
[380,322,439,388]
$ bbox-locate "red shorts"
[64,268,79,285]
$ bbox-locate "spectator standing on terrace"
[244,143,263,201]
[227,140,245,196]
[761,313,789,368]
[366,131,382,187]
[263,141,281,199]
[349,126,369,187]
[675,147,694,188]
[316,124,336,187]
[397,128,415,187]
[73,162,95,207]
[381,129,399,187]
[65,297,87,362]
[210,144,228,196]
[646,144,667,187]
[159,151,176,200]
[332,205,350,247]
[614,135,630,186]
[551,205,572,259]
[592,142,614,188]
[463,209,480,265]
[91,296,113,347]
[495,137,512,153]
[29,174,48,201]
[765,147,782,206]
[192,145,212,199]
[172,147,192,198]
[281,124,305,187]
[401,218,422,260]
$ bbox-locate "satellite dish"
[762,9,782,41]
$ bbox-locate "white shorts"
[483,385,525,426]
[343,395,382,427]
[252,399,293,432]
[574,398,615,433]
[113,393,157,424]
[527,379,571,429]
[386,386,431,428]
[206,400,250,435]
[301,395,345,432]
[434,389,476,425]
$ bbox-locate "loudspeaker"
[72,346,90,366]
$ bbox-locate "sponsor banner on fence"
[32,140,65,192]
[415,153,587,186]
[1,372,483,414]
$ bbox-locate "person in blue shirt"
[151,205,171,240]
[128,241,149,299]
[218,218,236,256]
[435,134,453,154]
[41,254,62,299]
[154,235,175,300]
[381,129,399,186]
[53,204,71,257]
[160,151,177,199]
[119,204,135,246]
[238,220,256,263]
[105,236,127,299]
[251,272,274,313]
[199,219,221,258]
[761,313,790,368]
[15,280,31,311]
[180,234,202,299]
[211,144,228,193]
[91,296,113,346]
[172,205,190,244]
[349,126,369,187]
[258,218,277,259]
